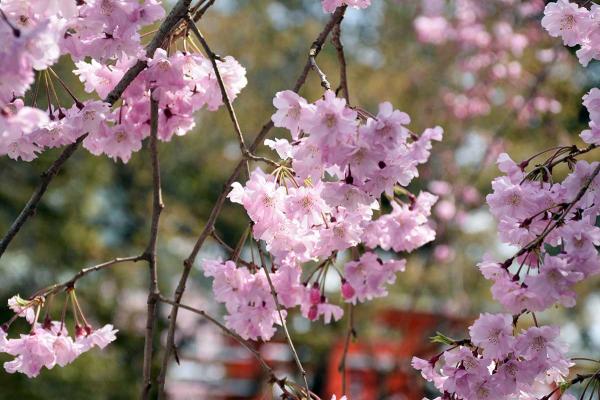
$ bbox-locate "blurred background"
[0,0,599,398]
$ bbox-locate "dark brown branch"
[210,230,256,269]
[538,371,598,400]
[0,0,193,260]
[0,138,84,259]
[193,0,216,22]
[42,256,144,297]
[156,6,347,397]
[331,21,349,102]
[185,18,248,153]
[105,0,193,105]
[140,96,164,400]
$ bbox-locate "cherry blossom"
[414,319,572,400]
[541,0,590,46]
[342,252,406,304]
[542,1,600,66]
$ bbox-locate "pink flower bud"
[309,285,321,305]
[341,281,355,300]
[75,324,86,338]
[307,305,318,321]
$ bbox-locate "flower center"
[325,114,337,129]
[287,105,301,119]
[531,336,546,351]
[100,0,115,15]
[333,225,345,238]
[508,192,521,206]
[262,195,274,208]
[115,131,126,143]
[83,110,97,121]
[300,195,313,210]
[560,14,576,30]
[487,328,502,344]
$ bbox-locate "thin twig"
[260,248,311,397]
[186,17,281,169]
[210,230,256,268]
[331,21,349,102]
[42,256,144,297]
[309,55,331,91]
[156,7,347,397]
[514,162,600,259]
[0,0,193,260]
[158,295,317,400]
[539,371,598,400]
[338,303,355,394]
[157,295,272,373]
[140,96,164,400]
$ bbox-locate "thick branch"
[140,96,164,400]
[0,139,83,259]
[156,6,347,397]
[0,0,192,260]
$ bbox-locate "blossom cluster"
[412,3,600,396]
[74,49,246,162]
[542,0,600,66]
[414,107,600,398]
[414,0,562,121]
[2,295,117,378]
[413,316,573,400]
[0,0,248,162]
[0,0,162,104]
[483,152,599,313]
[581,88,600,146]
[412,150,599,398]
[202,89,442,341]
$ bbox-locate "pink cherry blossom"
[305,90,357,149]
[77,324,118,351]
[3,330,56,378]
[541,0,590,46]
[468,313,514,359]
[343,252,406,304]
[364,192,438,253]
[271,90,314,140]
[7,295,37,324]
